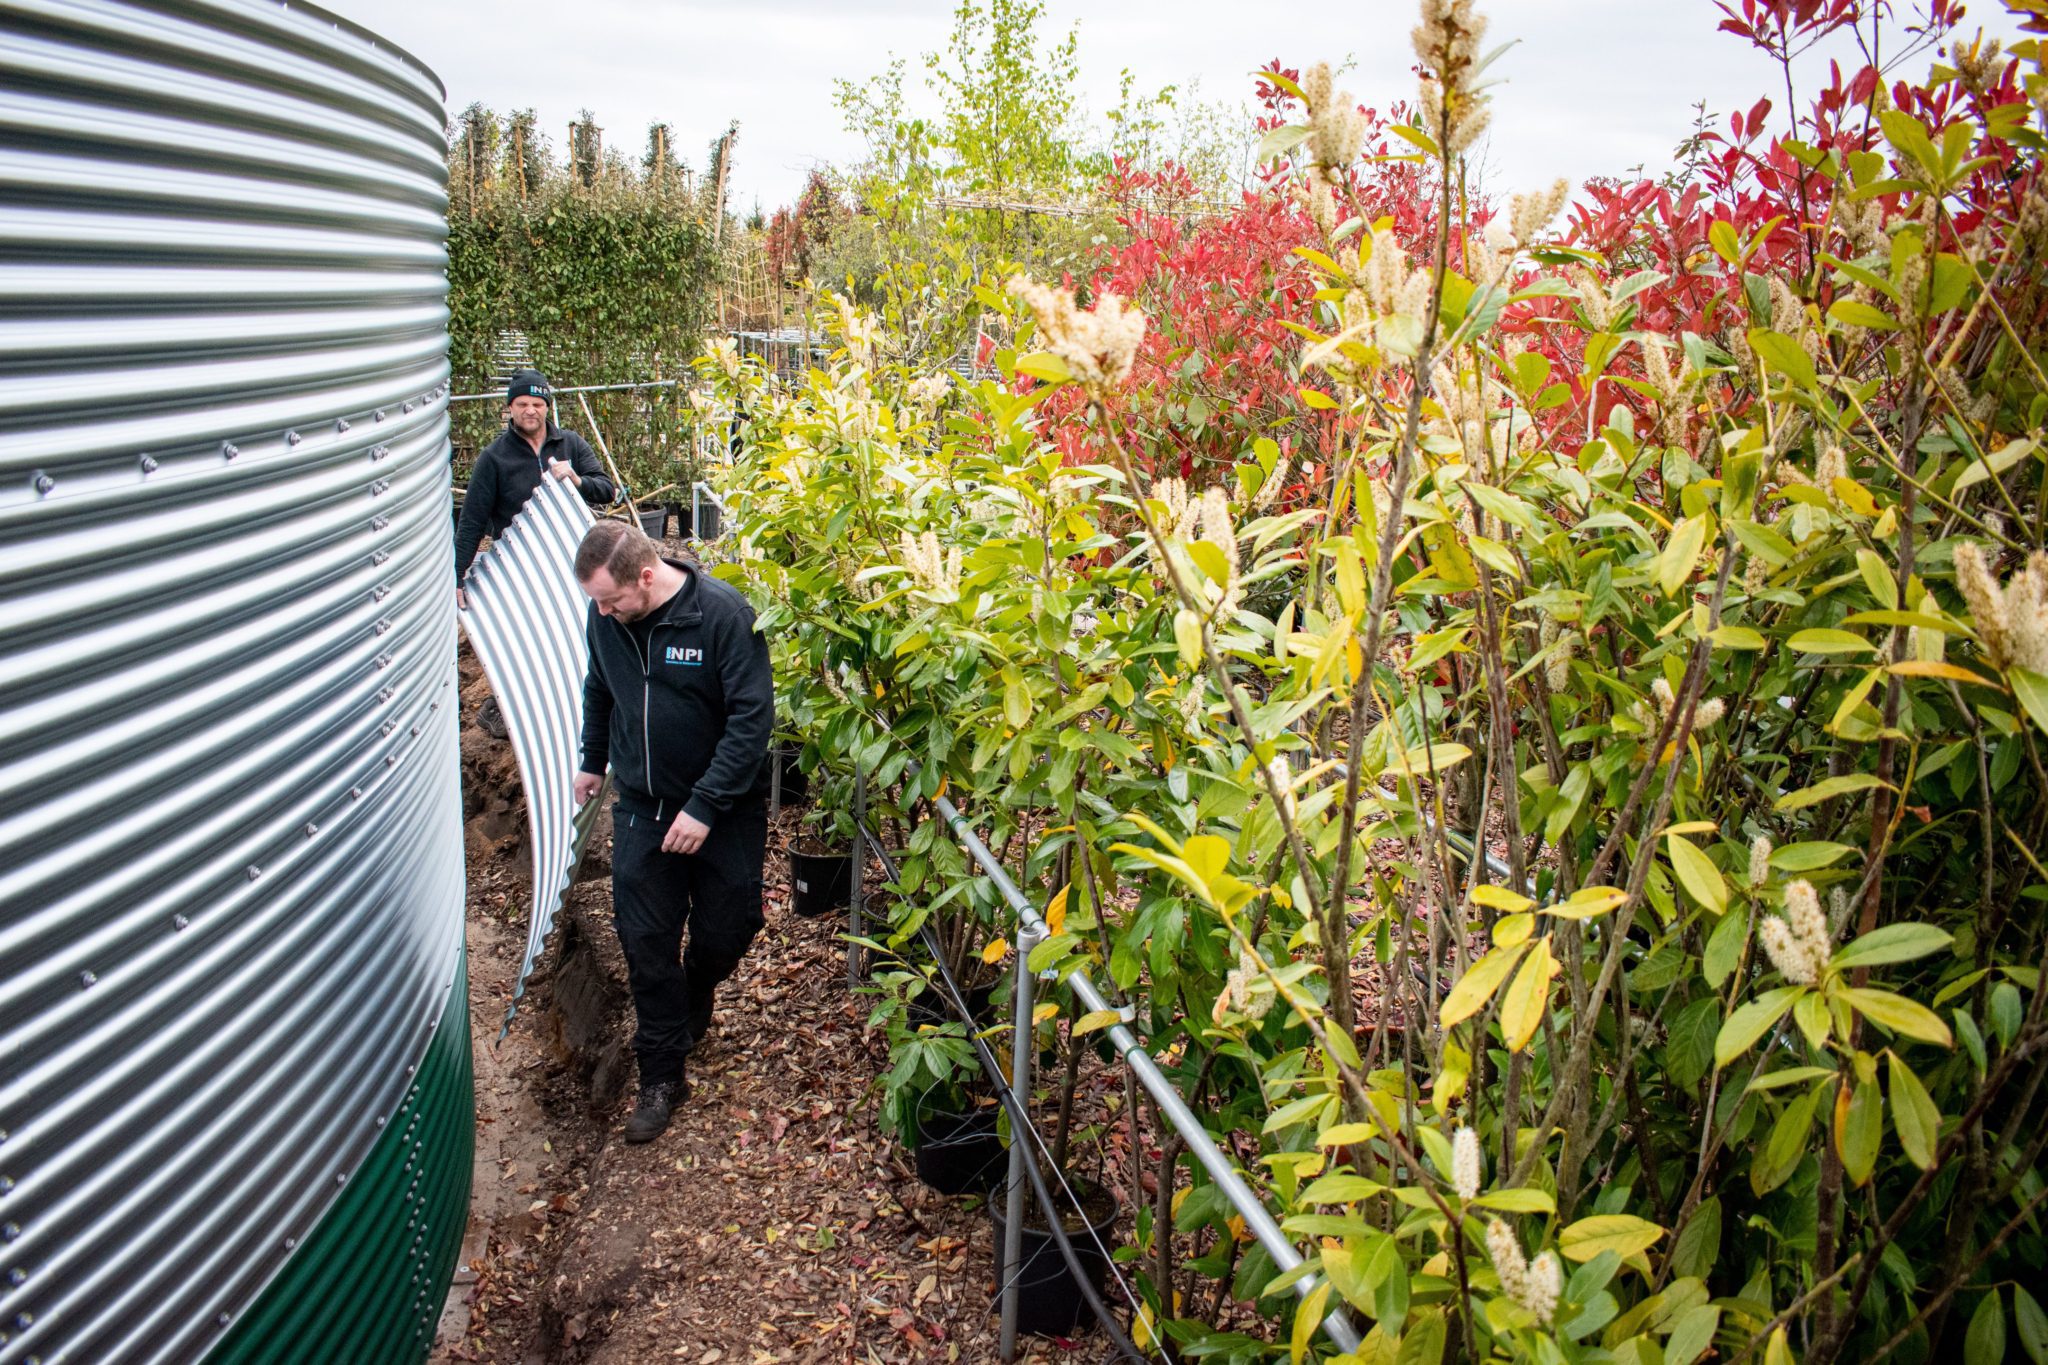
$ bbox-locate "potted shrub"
[786,769,856,918]
[990,1175,1119,1338]
[867,965,1005,1195]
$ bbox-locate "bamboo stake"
[575,392,635,518]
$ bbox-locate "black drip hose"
[861,827,1154,1364]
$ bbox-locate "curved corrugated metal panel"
[459,474,600,1030]
[0,2,465,1362]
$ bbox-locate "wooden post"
[711,121,737,251]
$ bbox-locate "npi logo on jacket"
[665,646,705,667]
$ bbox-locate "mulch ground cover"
[439,648,1100,1364]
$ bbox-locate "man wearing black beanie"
[455,368,616,606]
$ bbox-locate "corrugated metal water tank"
[0,2,468,1362]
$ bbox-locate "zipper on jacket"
[640,624,656,799]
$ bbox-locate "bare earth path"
[436,653,1080,1364]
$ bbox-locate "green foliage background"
[445,106,719,497]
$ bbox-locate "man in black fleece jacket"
[454,368,614,606]
[571,518,772,1143]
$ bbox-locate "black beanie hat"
[506,368,551,404]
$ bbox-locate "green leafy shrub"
[706,3,2048,1359]
[446,107,717,494]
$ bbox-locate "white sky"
[346,0,2021,212]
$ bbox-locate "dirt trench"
[433,648,1084,1365]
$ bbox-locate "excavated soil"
[433,646,1090,1364]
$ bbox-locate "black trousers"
[610,800,767,1087]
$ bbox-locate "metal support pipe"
[449,377,689,404]
[999,920,1048,1362]
[929,789,1362,1355]
[849,765,867,989]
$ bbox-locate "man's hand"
[456,586,469,611]
[573,770,604,806]
[547,458,581,487]
[662,809,710,855]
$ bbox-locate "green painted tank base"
[208,950,474,1365]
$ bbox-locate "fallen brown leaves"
[439,655,1080,1363]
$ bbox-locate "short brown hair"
[574,517,659,583]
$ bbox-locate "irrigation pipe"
[447,377,689,403]
[920,790,1364,1354]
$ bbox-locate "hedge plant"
[446,107,718,498]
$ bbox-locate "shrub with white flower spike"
[1758,879,1832,985]
[1485,1220,1560,1323]
[1955,542,2048,677]
[1452,1126,1481,1200]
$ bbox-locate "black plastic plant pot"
[665,500,689,537]
[913,1104,1005,1195]
[788,840,852,917]
[990,1177,1119,1338]
[636,505,668,539]
[907,980,996,1030]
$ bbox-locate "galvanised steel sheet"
[0,2,466,1362]
[457,473,599,1030]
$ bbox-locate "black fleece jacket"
[579,559,773,828]
[454,421,615,581]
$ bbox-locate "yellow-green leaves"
[1789,628,1875,654]
[1557,1213,1664,1262]
[1013,350,1072,383]
[1332,537,1366,619]
[1290,1278,1331,1365]
[1953,435,2039,492]
[1829,297,1898,331]
[1774,772,1892,811]
[1071,1009,1122,1036]
[1754,1082,1825,1195]
[1112,822,1262,915]
[1544,885,1629,920]
[1855,547,1898,608]
[1471,884,1535,914]
[1748,328,1817,388]
[1665,834,1728,914]
[1656,515,1708,597]
[1000,666,1032,727]
[1441,932,1562,1050]
[2012,668,2048,738]
[1888,1051,1941,1169]
[1173,607,1203,667]
[1472,1187,1556,1213]
[1836,1075,1882,1186]
[1837,986,1953,1047]
[1441,941,1527,1030]
[1716,985,1804,1068]
[1501,935,1560,1052]
[1831,922,1952,971]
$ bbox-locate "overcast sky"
[345,0,2019,212]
